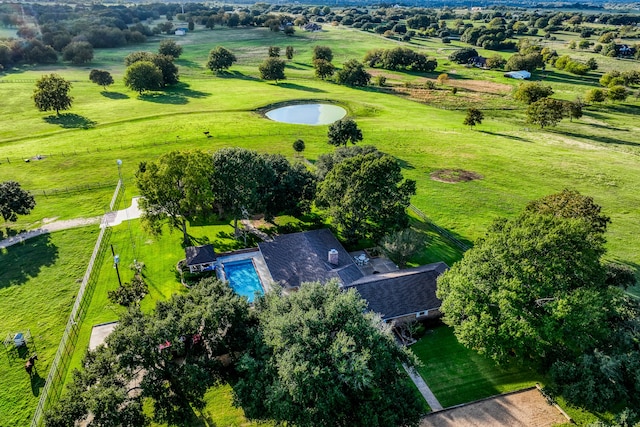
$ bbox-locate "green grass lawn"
[410,325,540,408]
[410,325,618,425]
[2,21,640,424]
[0,226,98,426]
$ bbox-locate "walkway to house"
[403,365,444,412]
[0,198,142,250]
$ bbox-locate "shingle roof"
[185,245,216,266]
[346,262,448,320]
[258,228,363,288]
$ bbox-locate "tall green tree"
[526,98,565,128]
[61,41,94,64]
[136,150,214,244]
[233,281,424,427]
[158,39,182,58]
[207,46,237,72]
[316,152,416,242]
[211,147,273,235]
[89,69,114,90]
[313,58,335,80]
[0,181,36,224]
[262,154,316,220]
[312,45,333,62]
[437,211,613,366]
[124,61,163,94]
[513,82,554,104]
[46,278,252,426]
[327,118,363,147]
[258,57,286,83]
[285,45,294,60]
[463,108,484,128]
[380,228,428,268]
[335,59,371,87]
[525,188,610,234]
[32,73,73,116]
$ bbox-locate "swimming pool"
[222,259,264,303]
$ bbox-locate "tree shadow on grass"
[0,233,58,289]
[0,227,27,240]
[139,83,210,104]
[43,113,96,129]
[480,129,531,142]
[277,82,326,93]
[225,70,260,82]
[30,372,45,397]
[551,129,640,148]
[100,91,129,100]
[139,92,189,105]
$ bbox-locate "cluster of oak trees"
[135,129,415,247]
[437,189,639,411]
[45,278,426,427]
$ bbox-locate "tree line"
[135,128,415,247]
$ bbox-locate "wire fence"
[409,203,471,252]
[30,180,122,427]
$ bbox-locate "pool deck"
[216,250,275,294]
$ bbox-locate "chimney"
[328,249,339,265]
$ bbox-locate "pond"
[265,103,346,125]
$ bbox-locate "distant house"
[618,44,636,57]
[185,244,216,273]
[174,29,186,36]
[303,22,322,32]
[504,70,531,80]
[346,263,448,322]
[469,56,487,68]
[258,229,448,321]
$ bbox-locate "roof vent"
[328,249,339,265]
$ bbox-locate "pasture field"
[1,21,639,424]
[0,227,98,426]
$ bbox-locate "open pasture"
[2,26,639,272]
[1,21,640,424]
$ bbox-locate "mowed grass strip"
[410,325,539,408]
[0,226,98,426]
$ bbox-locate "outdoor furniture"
[14,333,25,348]
[354,254,369,266]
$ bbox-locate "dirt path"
[0,198,142,250]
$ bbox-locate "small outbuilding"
[185,244,216,273]
[504,70,531,80]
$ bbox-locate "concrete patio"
[349,250,399,276]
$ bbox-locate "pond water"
[265,103,346,125]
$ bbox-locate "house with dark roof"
[258,228,363,289]
[346,263,447,322]
[258,229,448,322]
[185,244,216,273]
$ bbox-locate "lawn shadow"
[140,83,210,104]
[0,233,59,289]
[30,372,45,397]
[139,92,188,105]
[397,158,415,170]
[100,91,129,100]
[479,130,531,143]
[0,227,27,240]
[551,129,640,148]
[224,70,260,82]
[43,113,97,129]
[536,70,600,86]
[278,82,326,93]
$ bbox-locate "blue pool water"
[223,259,264,303]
